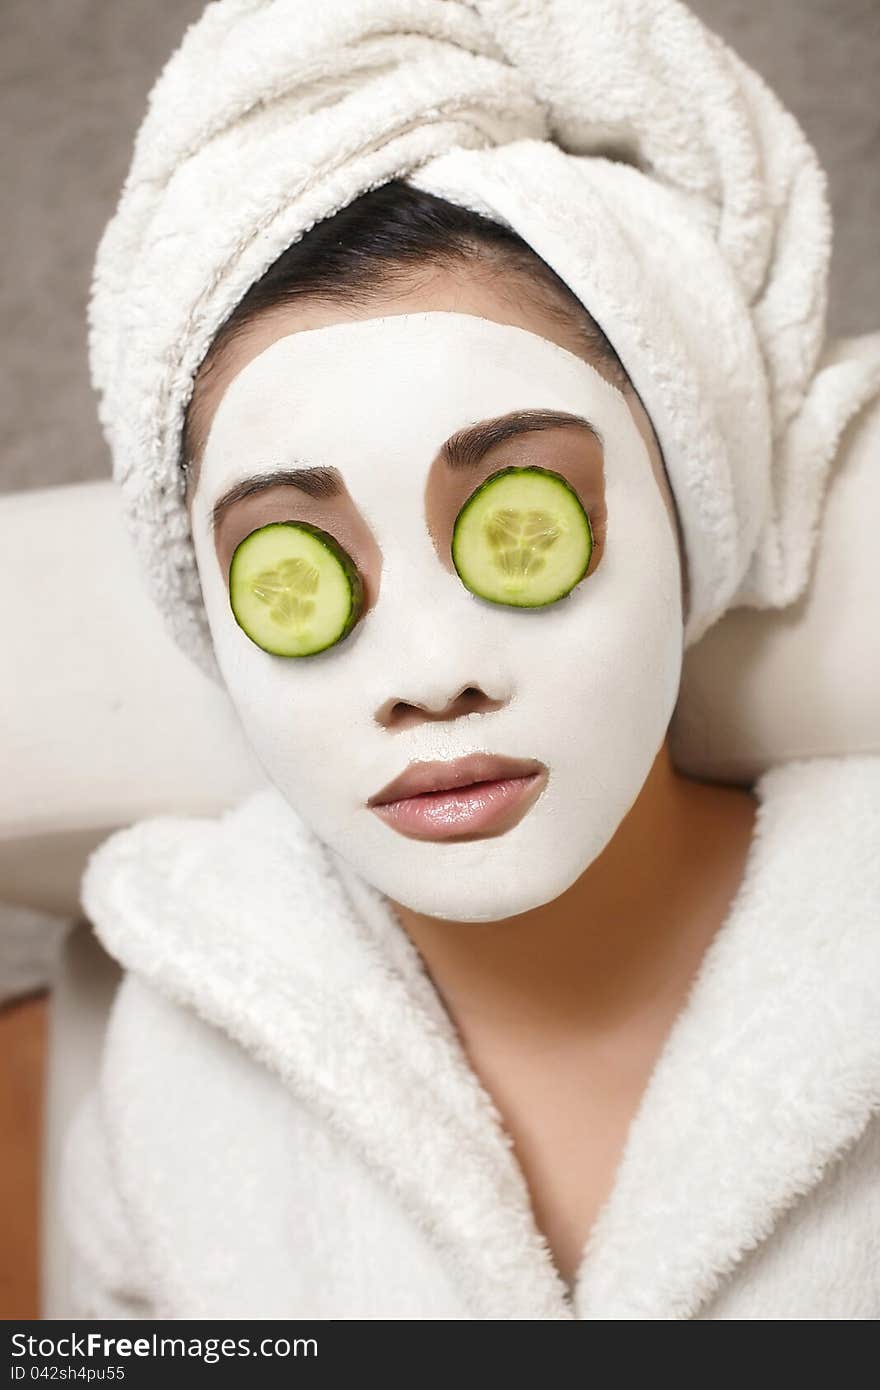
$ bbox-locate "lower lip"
[369,772,546,842]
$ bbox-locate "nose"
[375,681,507,731]
[369,545,516,731]
[374,680,508,732]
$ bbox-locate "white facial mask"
[191,312,683,922]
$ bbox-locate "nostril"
[375,684,509,730]
[378,700,436,733]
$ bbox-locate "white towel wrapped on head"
[88,0,880,684]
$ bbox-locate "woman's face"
[188,273,684,922]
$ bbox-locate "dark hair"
[180,180,631,485]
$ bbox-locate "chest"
[459,1026,672,1293]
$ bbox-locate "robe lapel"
[81,753,880,1321]
[569,754,880,1319]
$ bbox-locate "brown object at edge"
[0,991,48,1319]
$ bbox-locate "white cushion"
[0,481,269,917]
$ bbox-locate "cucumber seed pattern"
[483,507,564,591]
[251,556,320,632]
[452,466,593,608]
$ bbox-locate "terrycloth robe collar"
[79,753,880,1320]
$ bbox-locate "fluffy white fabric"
[87,0,880,683]
[61,751,880,1318]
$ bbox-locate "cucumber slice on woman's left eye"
[451,465,594,607]
[229,520,364,656]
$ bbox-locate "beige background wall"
[2,0,878,496]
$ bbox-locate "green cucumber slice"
[451,466,593,607]
[229,521,364,656]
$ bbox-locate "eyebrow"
[209,408,601,534]
[441,408,601,471]
[210,465,343,535]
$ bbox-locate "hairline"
[181,260,630,507]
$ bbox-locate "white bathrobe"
[60,753,880,1320]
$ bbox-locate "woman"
[61,1,880,1319]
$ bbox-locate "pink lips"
[367,753,548,842]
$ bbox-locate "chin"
[377,858,591,923]
[339,821,619,924]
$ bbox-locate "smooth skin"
[186,264,759,1295]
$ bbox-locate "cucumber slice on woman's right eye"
[229,520,364,656]
[451,465,594,607]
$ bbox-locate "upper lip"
[367,753,547,808]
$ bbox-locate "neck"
[387,738,758,1039]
